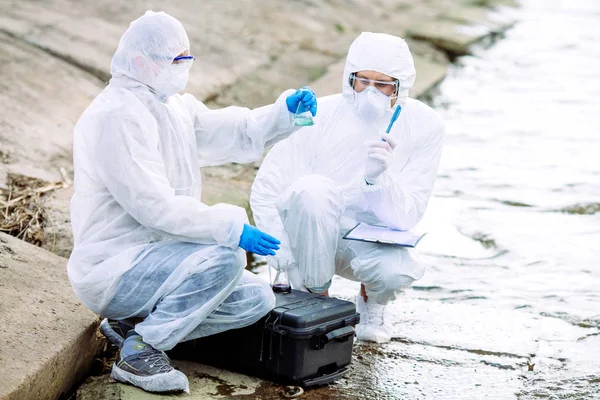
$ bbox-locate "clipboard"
[342,222,427,248]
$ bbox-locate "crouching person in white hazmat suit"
[250,32,444,344]
[67,11,317,394]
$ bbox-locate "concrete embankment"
[0,232,102,400]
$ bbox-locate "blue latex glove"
[238,224,281,256]
[286,86,317,117]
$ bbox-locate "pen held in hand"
[382,104,402,142]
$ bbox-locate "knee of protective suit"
[276,174,339,216]
[209,247,246,283]
[288,263,334,294]
[386,273,416,291]
[366,274,415,305]
[305,280,333,294]
[255,278,277,314]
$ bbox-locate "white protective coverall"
[250,32,445,305]
[67,11,298,350]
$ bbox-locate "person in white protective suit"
[250,32,444,344]
[67,11,317,394]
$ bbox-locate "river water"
[260,1,600,399]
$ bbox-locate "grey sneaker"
[111,341,190,393]
[99,318,134,347]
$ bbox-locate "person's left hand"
[364,134,397,184]
[286,86,317,116]
[238,224,280,256]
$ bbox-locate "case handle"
[316,325,355,349]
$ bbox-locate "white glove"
[364,134,397,184]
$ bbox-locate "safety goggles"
[172,55,195,65]
[149,54,196,65]
[349,72,399,97]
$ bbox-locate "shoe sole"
[111,364,190,394]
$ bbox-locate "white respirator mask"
[153,63,190,98]
[354,86,393,122]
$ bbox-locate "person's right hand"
[238,224,280,256]
[364,133,397,184]
[286,86,317,116]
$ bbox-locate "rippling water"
[267,1,600,399]
[424,0,600,343]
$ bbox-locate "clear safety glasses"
[349,72,399,97]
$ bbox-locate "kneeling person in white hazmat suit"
[251,32,444,344]
[67,11,317,393]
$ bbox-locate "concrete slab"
[0,30,105,257]
[412,53,449,99]
[0,0,432,103]
[308,59,345,98]
[440,6,517,33]
[0,232,103,400]
[406,3,517,58]
[0,30,103,184]
[407,19,491,57]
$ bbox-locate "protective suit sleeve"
[362,120,445,230]
[182,90,299,167]
[92,113,247,248]
[249,129,315,264]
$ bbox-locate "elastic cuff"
[362,179,382,192]
[306,279,332,294]
[364,175,381,186]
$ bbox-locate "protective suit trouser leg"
[181,269,276,341]
[104,242,274,350]
[276,174,343,292]
[274,175,423,302]
[335,239,423,305]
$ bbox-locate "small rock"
[283,386,304,398]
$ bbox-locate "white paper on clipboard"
[343,222,426,247]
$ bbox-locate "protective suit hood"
[110,11,190,93]
[342,32,416,105]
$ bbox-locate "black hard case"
[170,289,360,387]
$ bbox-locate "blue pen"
[382,105,402,142]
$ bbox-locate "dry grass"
[0,173,67,247]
